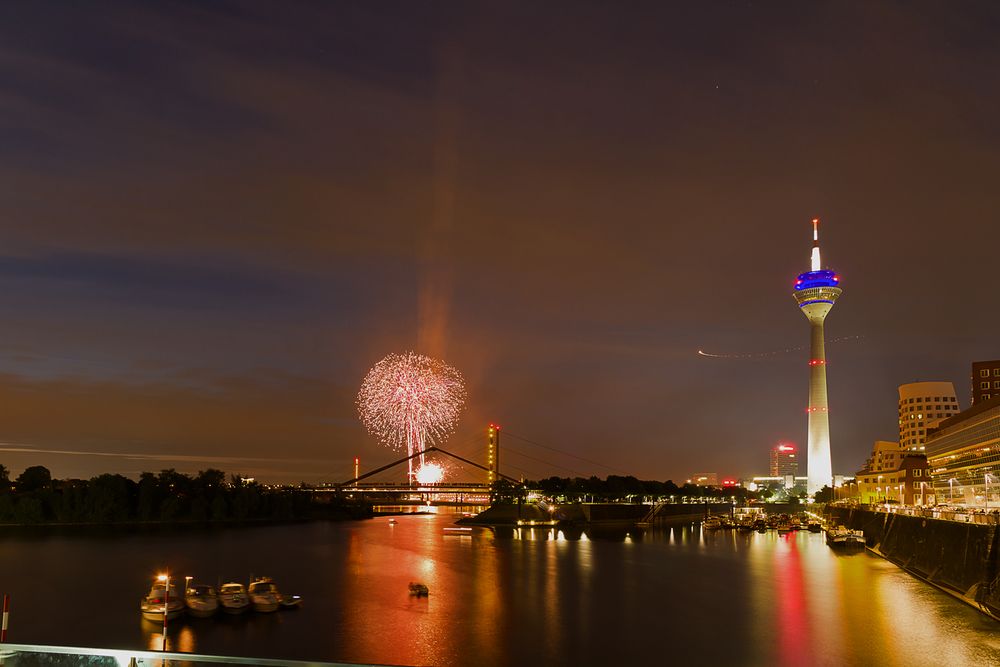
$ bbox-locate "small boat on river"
[219,582,251,614]
[185,583,219,617]
[140,579,184,623]
[409,582,429,597]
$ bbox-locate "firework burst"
[415,461,447,485]
[357,352,466,481]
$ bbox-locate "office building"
[925,394,1000,507]
[898,382,960,452]
[972,360,1000,406]
[769,443,799,477]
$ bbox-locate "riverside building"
[769,443,799,477]
[972,359,1000,406]
[855,440,930,505]
[925,394,1000,507]
[898,381,961,452]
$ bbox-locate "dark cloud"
[0,1,998,482]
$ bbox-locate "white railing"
[0,643,392,667]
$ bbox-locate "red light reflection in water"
[775,534,810,664]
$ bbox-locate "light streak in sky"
[697,335,864,360]
[357,352,466,481]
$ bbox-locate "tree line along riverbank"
[0,465,370,526]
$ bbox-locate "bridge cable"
[501,431,631,476]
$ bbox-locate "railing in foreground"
[834,502,1000,525]
[0,643,394,667]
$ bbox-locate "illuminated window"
[915,469,921,477]
[983,382,990,390]
[982,370,990,378]
[994,369,1000,377]
[994,381,1000,389]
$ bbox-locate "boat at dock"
[409,582,429,597]
[140,580,184,623]
[218,582,251,614]
[703,517,723,530]
[248,577,282,613]
[825,525,865,548]
[184,583,219,617]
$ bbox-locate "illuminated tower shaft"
[793,219,842,496]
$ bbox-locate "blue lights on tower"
[794,270,840,291]
[794,270,841,307]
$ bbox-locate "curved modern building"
[793,219,842,495]
[898,381,960,451]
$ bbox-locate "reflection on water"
[1,515,999,666]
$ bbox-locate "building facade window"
[982,370,990,378]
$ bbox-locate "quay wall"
[830,507,1000,616]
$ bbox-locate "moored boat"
[140,579,184,623]
[185,583,219,617]
[409,582,429,597]
[703,517,722,530]
[219,582,251,614]
[826,525,865,548]
[248,577,281,613]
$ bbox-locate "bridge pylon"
[487,423,500,484]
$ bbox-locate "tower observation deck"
[792,219,842,495]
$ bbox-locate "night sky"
[1,1,998,484]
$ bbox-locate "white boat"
[185,583,219,617]
[248,577,281,613]
[218,582,251,614]
[140,580,184,623]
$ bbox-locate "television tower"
[792,219,842,495]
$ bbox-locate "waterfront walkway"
[835,502,1000,525]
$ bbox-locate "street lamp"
[949,478,956,504]
[920,481,927,507]
[898,484,904,507]
[156,573,170,651]
[878,476,884,504]
[985,473,992,512]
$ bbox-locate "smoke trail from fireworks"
[357,352,466,482]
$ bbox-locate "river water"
[2,510,999,666]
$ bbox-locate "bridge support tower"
[487,423,500,483]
